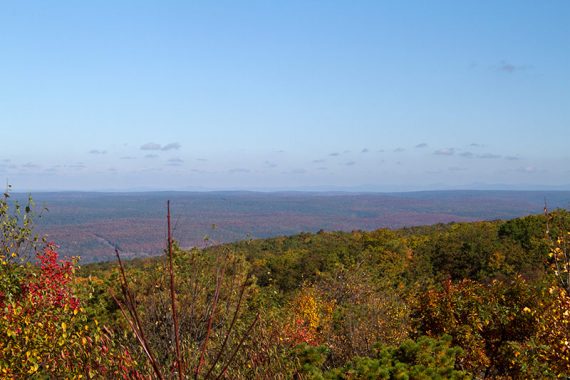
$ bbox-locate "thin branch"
[204,277,249,379]
[114,249,164,380]
[109,289,163,378]
[168,201,184,379]
[195,266,223,379]
[215,313,260,380]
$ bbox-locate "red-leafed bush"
[0,192,141,378]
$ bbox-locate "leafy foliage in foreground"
[412,276,570,378]
[324,335,469,379]
[0,192,140,378]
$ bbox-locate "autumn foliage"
[0,243,142,378]
[0,193,140,378]
[1,188,570,378]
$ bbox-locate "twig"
[215,313,260,380]
[204,277,249,379]
[113,249,164,380]
[168,201,184,379]
[109,289,163,379]
[195,266,223,379]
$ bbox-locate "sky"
[0,1,569,192]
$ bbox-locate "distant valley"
[13,190,570,263]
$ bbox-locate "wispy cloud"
[66,163,86,170]
[496,61,529,74]
[120,156,136,160]
[141,142,162,151]
[504,156,519,161]
[415,143,428,148]
[229,168,250,174]
[477,153,501,159]
[469,143,484,148]
[361,148,369,153]
[518,165,538,173]
[264,161,277,168]
[344,161,356,166]
[312,159,325,163]
[459,151,502,159]
[89,149,107,155]
[434,148,455,156]
[140,167,161,173]
[448,166,467,172]
[144,154,158,159]
[329,152,340,157]
[288,169,306,174]
[167,158,184,166]
[161,142,181,151]
[394,147,405,153]
[140,142,181,151]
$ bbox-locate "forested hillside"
[2,192,570,378]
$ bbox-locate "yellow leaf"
[28,364,38,374]
[61,322,67,332]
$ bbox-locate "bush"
[0,191,140,378]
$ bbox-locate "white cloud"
[162,143,181,151]
[477,153,501,159]
[434,148,455,156]
[141,142,162,151]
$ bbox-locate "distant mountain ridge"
[11,190,570,263]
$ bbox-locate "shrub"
[0,191,140,378]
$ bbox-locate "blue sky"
[1,1,568,191]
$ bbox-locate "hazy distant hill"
[13,190,570,263]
